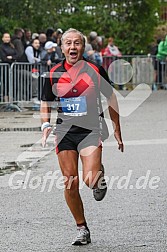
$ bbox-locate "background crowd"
[0,26,166,106]
[0,27,122,67]
[0,27,123,104]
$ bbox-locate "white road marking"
[16,134,55,168]
[104,138,167,146]
[15,138,167,168]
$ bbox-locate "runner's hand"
[114,130,124,152]
[42,127,52,148]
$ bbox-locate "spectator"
[32,33,39,40]
[94,36,104,66]
[46,27,54,41]
[93,43,103,66]
[24,29,32,47]
[88,32,104,65]
[25,38,41,102]
[89,31,98,50]
[104,37,122,58]
[150,38,161,56]
[38,32,47,50]
[150,38,161,90]
[52,28,63,46]
[104,37,122,89]
[0,32,19,102]
[0,33,19,64]
[25,38,41,64]
[40,41,63,73]
[89,31,98,48]
[100,36,106,56]
[156,36,167,90]
[11,28,26,61]
[83,35,95,61]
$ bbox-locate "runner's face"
[61,32,85,65]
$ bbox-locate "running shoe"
[72,226,91,245]
[93,164,107,201]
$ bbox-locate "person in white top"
[25,38,41,102]
[25,38,41,64]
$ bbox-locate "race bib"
[60,96,87,116]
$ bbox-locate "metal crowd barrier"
[0,63,10,102]
[10,62,46,102]
[102,55,155,87]
[0,62,52,111]
[103,55,167,90]
[0,56,166,111]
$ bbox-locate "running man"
[40,28,124,246]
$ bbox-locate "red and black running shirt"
[41,58,113,133]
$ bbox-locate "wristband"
[41,122,51,131]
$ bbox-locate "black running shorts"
[55,130,102,154]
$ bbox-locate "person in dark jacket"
[0,32,19,64]
[11,28,27,62]
[0,32,19,102]
[46,28,55,42]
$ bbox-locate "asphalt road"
[0,90,167,252]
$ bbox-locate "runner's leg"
[80,146,102,188]
[57,150,86,224]
[80,146,107,201]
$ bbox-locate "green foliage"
[0,0,160,54]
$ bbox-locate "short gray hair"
[61,28,85,46]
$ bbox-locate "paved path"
[0,91,167,251]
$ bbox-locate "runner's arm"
[107,92,124,152]
[40,101,52,147]
[40,75,56,124]
[40,76,55,147]
[40,101,51,123]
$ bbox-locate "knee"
[64,174,79,192]
[83,170,102,189]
